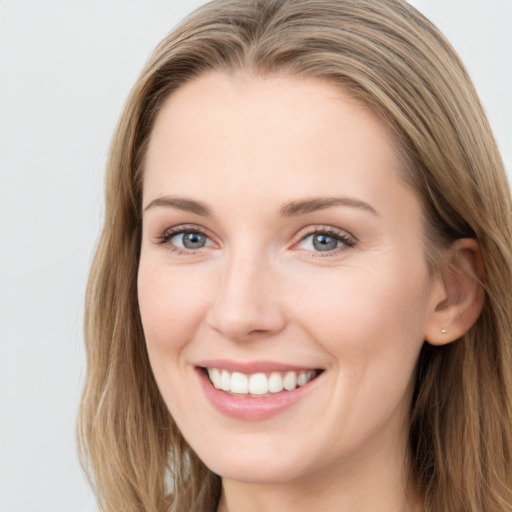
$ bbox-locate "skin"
[138,72,458,512]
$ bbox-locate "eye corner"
[292,225,357,257]
[151,224,218,255]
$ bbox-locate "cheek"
[288,264,429,443]
[291,260,429,381]
[137,261,213,423]
[137,261,211,355]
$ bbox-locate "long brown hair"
[78,1,512,510]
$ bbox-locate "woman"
[78,0,512,511]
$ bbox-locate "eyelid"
[154,224,216,251]
[292,225,357,255]
[151,223,356,257]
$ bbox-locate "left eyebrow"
[279,196,378,216]
[143,196,211,216]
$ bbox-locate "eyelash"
[295,226,356,257]
[154,225,356,257]
[155,225,211,255]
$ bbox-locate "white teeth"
[248,373,269,395]
[283,371,297,391]
[230,372,249,394]
[268,372,284,393]
[206,368,317,396]
[297,371,309,386]
[209,368,221,389]
[220,370,231,391]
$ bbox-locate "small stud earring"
[441,328,447,334]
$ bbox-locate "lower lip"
[197,368,321,421]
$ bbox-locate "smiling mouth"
[203,367,323,397]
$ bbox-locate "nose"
[206,251,287,341]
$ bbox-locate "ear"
[424,238,485,346]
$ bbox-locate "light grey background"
[0,1,510,511]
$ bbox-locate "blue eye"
[297,229,355,253]
[312,233,339,251]
[170,231,209,250]
[300,233,341,252]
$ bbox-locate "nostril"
[206,307,286,341]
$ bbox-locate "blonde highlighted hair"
[78,1,512,510]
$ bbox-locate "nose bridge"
[207,246,285,340]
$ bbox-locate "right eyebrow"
[143,196,211,216]
[279,196,378,217]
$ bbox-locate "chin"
[206,457,307,485]
[191,436,311,484]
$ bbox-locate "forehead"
[143,71,416,219]
[146,71,396,161]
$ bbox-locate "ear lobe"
[424,238,485,346]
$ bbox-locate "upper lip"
[196,359,322,374]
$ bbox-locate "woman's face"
[138,72,442,485]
